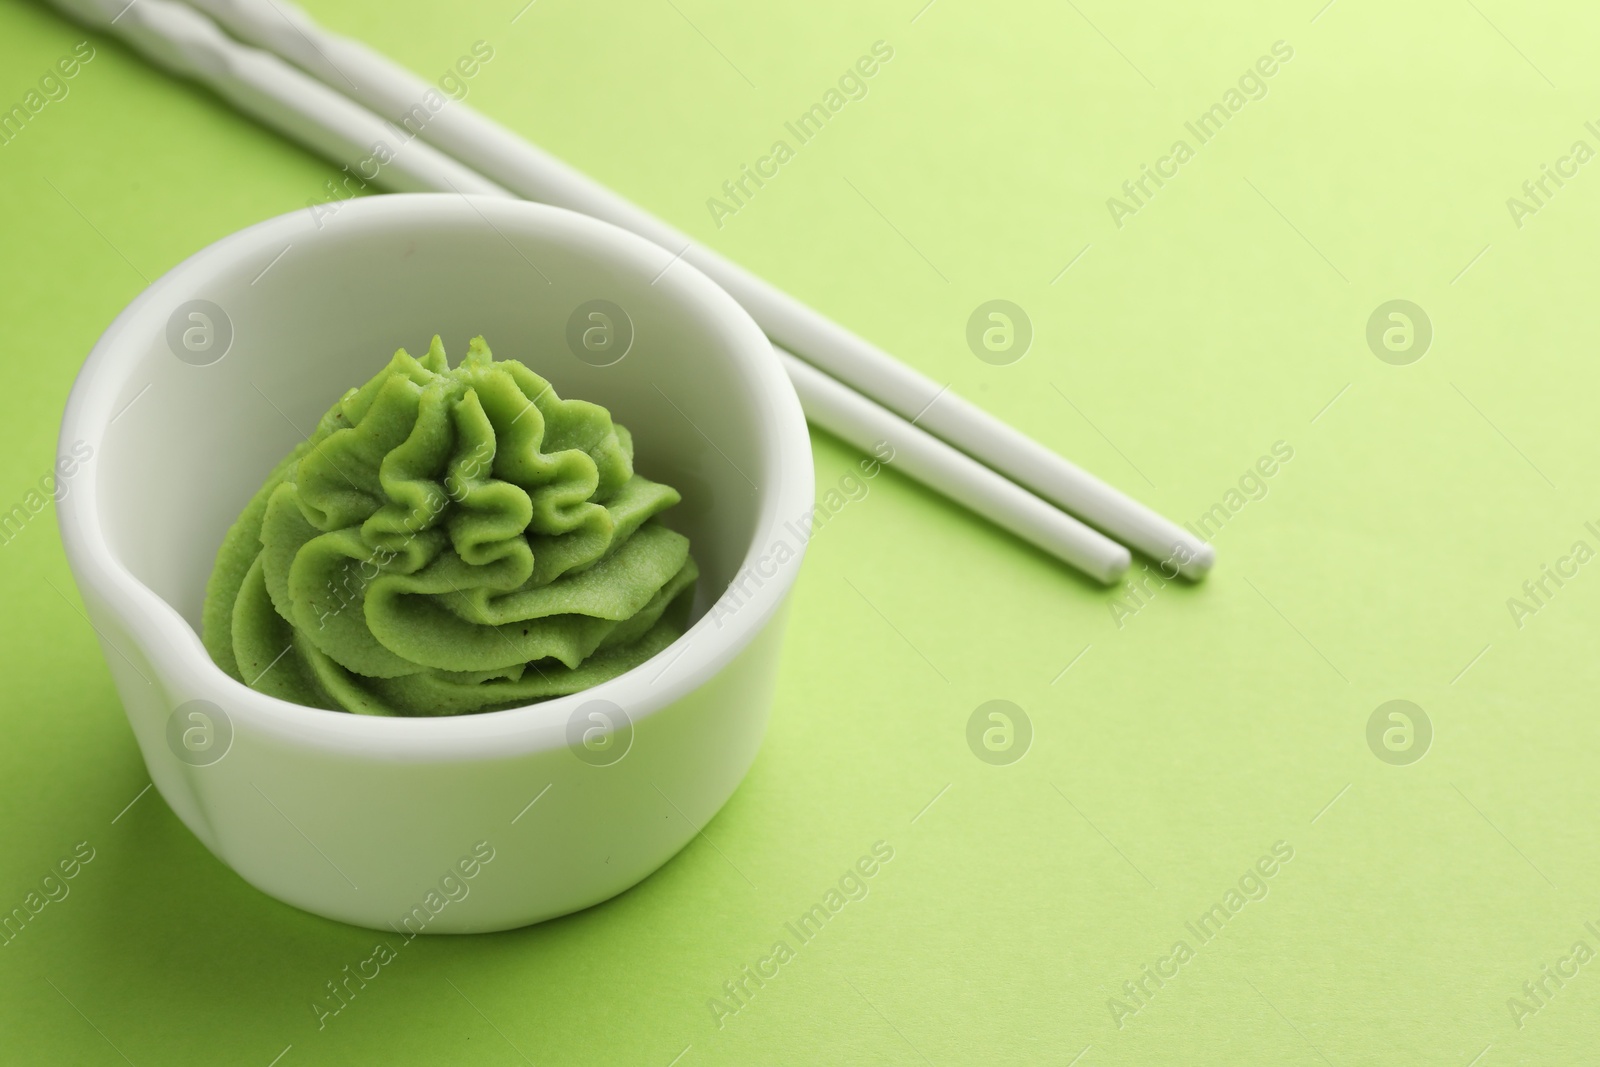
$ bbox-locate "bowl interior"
[90,198,771,640]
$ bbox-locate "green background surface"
[2,0,1597,1062]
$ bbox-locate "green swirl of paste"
[202,336,698,716]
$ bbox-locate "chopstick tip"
[1181,542,1216,581]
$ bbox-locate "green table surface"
[3,0,1599,1062]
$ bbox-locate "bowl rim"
[56,194,813,759]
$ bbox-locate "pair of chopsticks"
[51,0,1214,586]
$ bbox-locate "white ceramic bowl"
[57,194,812,932]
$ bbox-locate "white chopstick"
[178,0,1214,580]
[50,0,1183,585]
[58,0,508,198]
[781,350,1129,583]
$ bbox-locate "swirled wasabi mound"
[202,336,698,716]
